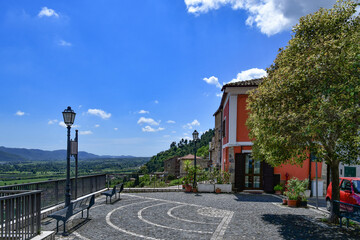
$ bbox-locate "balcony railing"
[0,190,41,240]
[0,174,106,209]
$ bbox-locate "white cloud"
[59,122,67,128]
[58,40,72,47]
[87,109,111,119]
[79,130,93,135]
[167,120,176,124]
[114,128,118,131]
[184,0,336,36]
[142,126,165,132]
[58,122,80,128]
[15,111,25,116]
[38,7,59,18]
[138,110,149,114]
[48,119,58,124]
[172,131,176,133]
[203,76,222,89]
[137,117,160,126]
[183,119,200,129]
[154,100,159,104]
[216,93,223,97]
[94,124,100,128]
[229,68,267,83]
[163,135,171,138]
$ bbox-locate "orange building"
[214,78,322,192]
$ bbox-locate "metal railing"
[0,190,41,240]
[107,173,183,190]
[0,174,106,209]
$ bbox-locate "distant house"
[213,78,323,193]
[164,156,180,177]
[178,154,210,177]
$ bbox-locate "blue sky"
[0,0,337,156]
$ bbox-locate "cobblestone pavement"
[42,192,359,240]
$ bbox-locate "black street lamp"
[62,106,76,207]
[192,130,199,189]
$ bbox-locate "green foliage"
[284,178,309,200]
[274,184,284,192]
[247,1,360,218]
[196,145,209,158]
[247,0,360,167]
[144,129,214,173]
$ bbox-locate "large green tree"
[247,0,360,222]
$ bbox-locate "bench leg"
[56,220,59,233]
[346,218,349,228]
[87,209,89,219]
[339,217,342,228]
[82,210,84,218]
[62,221,68,236]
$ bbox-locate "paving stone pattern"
[41,192,359,240]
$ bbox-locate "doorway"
[235,153,262,191]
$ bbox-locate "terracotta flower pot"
[215,188,221,194]
[282,199,288,205]
[184,185,192,192]
[287,199,297,207]
[192,188,198,193]
[275,191,282,195]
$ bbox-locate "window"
[310,153,317,162]
[344,166,356,177]
[340,179,351,191]
[222,120,226,138]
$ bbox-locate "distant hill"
[0,150,27,162]
[0,146,140,162]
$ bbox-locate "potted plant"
[282,199,288,205]
[214,170,232,193]
[197,170,215,192]
[300,195,308,207]
[215,187,221,194]
[274,184,284,195]
[284,178,301,207]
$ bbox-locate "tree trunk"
[328,161,340,223]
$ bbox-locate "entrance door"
[244,154,262,189]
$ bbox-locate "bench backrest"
[111,186,117,195]
[118,183,124,193]
[71,195,95,212]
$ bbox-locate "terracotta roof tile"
[221,78,264,91]
[178,154,202,160]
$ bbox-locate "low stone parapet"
[123,188,184,193]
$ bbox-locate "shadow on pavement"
[233,193,282,203]
[261,214,359,240]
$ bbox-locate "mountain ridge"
[0,146,141,162]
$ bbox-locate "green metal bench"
[333,200,360,228]
[101,183,124,204]
[49,194,95,235]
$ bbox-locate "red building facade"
[215,78,322,192]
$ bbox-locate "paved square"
[42,192,359,239]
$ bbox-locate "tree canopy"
[247,0,360,221]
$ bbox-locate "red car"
[326,177,360,211]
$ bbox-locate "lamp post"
[62,106,76,207]
[192,130,199,189]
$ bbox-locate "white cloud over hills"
[87,109,111,119]
[137,117,160,126]
[38,7,59,18]
[183,119,200,129]
[229,68,267,83]
[184,0,336,36]
[203,76,222,89]
[142,126,165,132]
